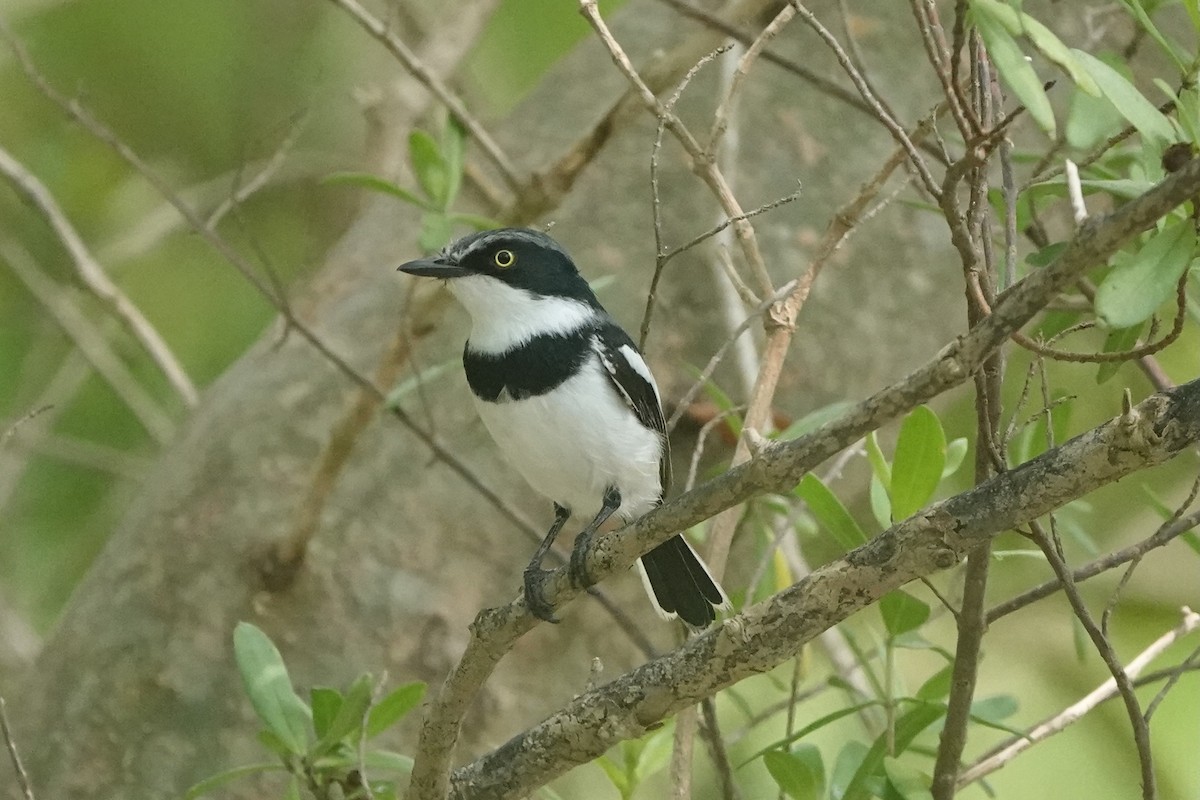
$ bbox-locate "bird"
[397,227,729,627]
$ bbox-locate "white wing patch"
[618,344,661,403]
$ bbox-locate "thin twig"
[2,406,52,446]
[579,0,775,297]
[790,1,941,198]
[1,243,176,444]
[958,608,1200,788]
[1029,519,1157,799]
[0,143,198,407]
[642,45,732,350]
[206,110,309,230]
[323,0,522,194]
[0,696,35,800]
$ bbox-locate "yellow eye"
[493,249,516,269]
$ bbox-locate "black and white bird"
[397,228,728,627]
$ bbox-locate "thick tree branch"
[451,377,1200,799]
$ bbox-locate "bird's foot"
[568,530,595,589]
[522,565,560,623]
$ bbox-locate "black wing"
[592,320,672,496]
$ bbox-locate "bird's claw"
[523,566,560,623]
[568,531,595,589]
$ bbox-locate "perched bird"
[397,228,728,627]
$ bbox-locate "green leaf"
[941,438,968,479]
[869,473,892,531]
[595,753,630,798]
[314,674,374,756]
[880,590,931,637]
[321,172,429,209]
[740,702,881,766]
[1116,0,1189,71]
[367,681,427,738]
[970,694,1019,724]
[841,702,945,800]
[764,745,825,800]
[972,6,1056,135]
[419,212,455,253]
[633,725,674,784]
[883,758,934,800]
[830,740,870,800]
[915,666,954,701]
[796,474,868,550]
[971,0,1099,95]
[310,687,343,739]
[1071,49,1175,149]
[865,432,891,491]
[409,130,449,206]
[233,622,311,755]
[185,763,286,799]
[1095,323,1145,384]
[1095,219,1195,328]
[890,406,947,520]
[778,400,856,440]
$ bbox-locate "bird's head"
[398,228,599,305]
[397,228,603,346]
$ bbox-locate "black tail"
[638,535,729,627]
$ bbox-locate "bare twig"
[206,110,309,230]
[2,406,52,446]
[0,143,198,407]
[1029,519,1157,799]
[580,0,775,297]
[792,1,941,198]
[323,0,522,194]
[0,696,35,800]
[1,243,176,444]
[958,608,1200,788]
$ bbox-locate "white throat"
[449,275,598,354]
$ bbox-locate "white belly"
[473,356,663,521]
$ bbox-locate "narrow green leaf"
[796,474,868,550]
[869,473,892,531]
[972,0,1099,95]
[310,687,343,739]
[285,776,302,800]
[764,746,824,800]
[865,432,891,491]
[1071,49,1175,148]
[841,703,945,800]
[1095,219,1195,328]
[185,763,286,799]
[973,8,1056,135]
[233,622,311,755]
[322,172,430,209]
[739,702,881,767]
[1116,0,1189,71]
[880,590,932,637]
[408,130,449,206]
[1095,323,1145,384]
[595,754,630,797]
[367,681,427,738]
[314,674,374,755]
[890,406,947,520]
